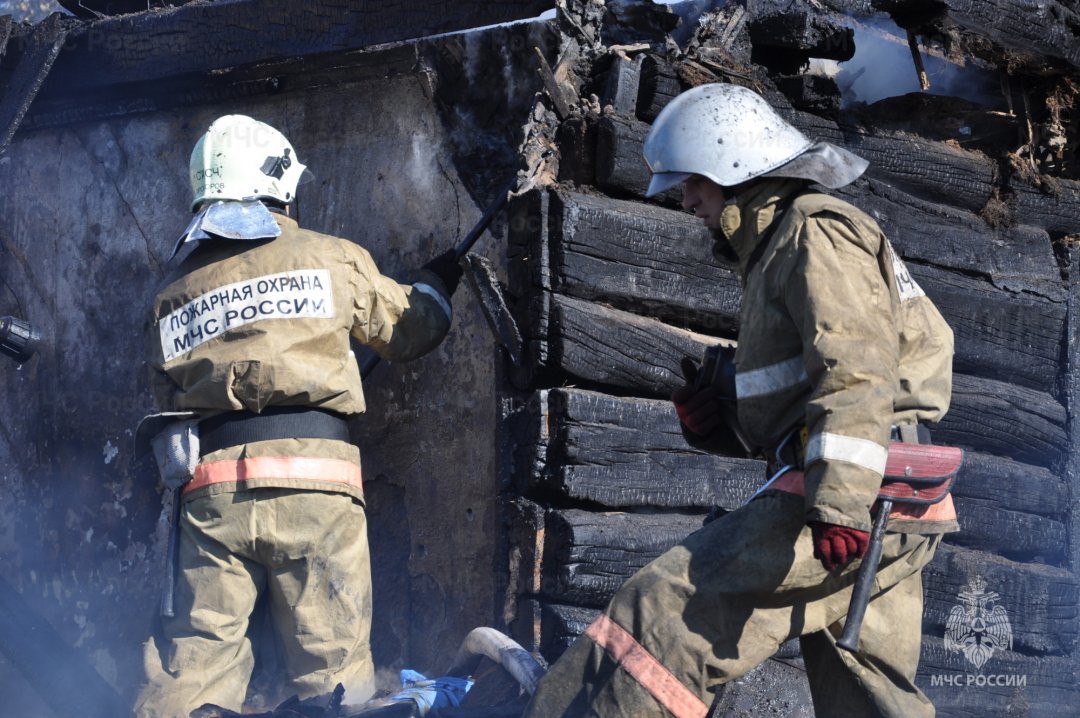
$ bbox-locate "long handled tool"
[836,498,891,652]
[360,173,520,380]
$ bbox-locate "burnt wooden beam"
[592,110,1060,298]
[748,7,855,74]
[513,387,763,509]
[536,509,1077,656]
[636,54,681,123]
[1006,176,1080,237]
[523,291,713,396]
[837,179,1062,297]
[597,54,642,116]
[0,13,70,151]
[908,262,1064,392]
[509,188,741,333]
[31,0,554,95]
[542,508,704,607]
[935,374,1066,469]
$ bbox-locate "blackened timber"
[596,114,1061,296]
[935,374,1067,469]
[952,452,1068,519]
[596,113,681,205]
[511,188,741,332]
[543,508,703,607]
[598,55,642,116]
[949,499,1068,565]
[840,179,1062,297]
[636,55,681,123]
[35,0,555,96]
[529,293,715,397]
[516,388,763,509]
[0,14,70,151]
[538,602,597,658]
[1007,176,1080,237]
[513,187,1063,389]
[908,263,1063,391]
[526,292,1066,465]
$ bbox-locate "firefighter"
[523,84,958,717]
[134,115,461,717]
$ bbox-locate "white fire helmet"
[189,115,310,211]
[643,83,867,196]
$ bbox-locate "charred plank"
[525,292,714,397]
[636,54,681,123]
[0,14,71,151]
[934,374,1066,469]
[509,187,741,332]
[594,107,997,213]
[873,0,1080,74]
[907,263,1063,391]
[542,508,704,607]
[36,0,555,97]
[1007,176,1080,237]
[514,387,763,509]
[950,499,1067,565]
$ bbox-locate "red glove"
[671,382,724,437]
[810,522,870,572]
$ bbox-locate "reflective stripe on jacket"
[724,179,955,533]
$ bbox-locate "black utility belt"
[199,406,350,456]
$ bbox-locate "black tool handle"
[160,487,182,618]
[360,174,518,380]
[837,498,892,652]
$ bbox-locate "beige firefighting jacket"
[722,179,955,534]
[145,213,452,503]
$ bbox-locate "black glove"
[422,249,464,297]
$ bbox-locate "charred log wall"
[503,2,1080,716]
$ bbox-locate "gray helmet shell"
[643,83,867,196]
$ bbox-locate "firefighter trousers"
[523,490,940,718]
[134,488,375,717]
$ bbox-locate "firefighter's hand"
[809,522,870,572]
[422,249,464,296]
[672,357,723,437]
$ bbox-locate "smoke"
[834,17,1001,109]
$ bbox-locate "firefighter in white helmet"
[134,115,461,716]
[524,84,957,717]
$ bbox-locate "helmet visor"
[646,171,692,198]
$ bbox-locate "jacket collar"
[718,178,805,274]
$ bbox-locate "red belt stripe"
[184,456,364,496]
